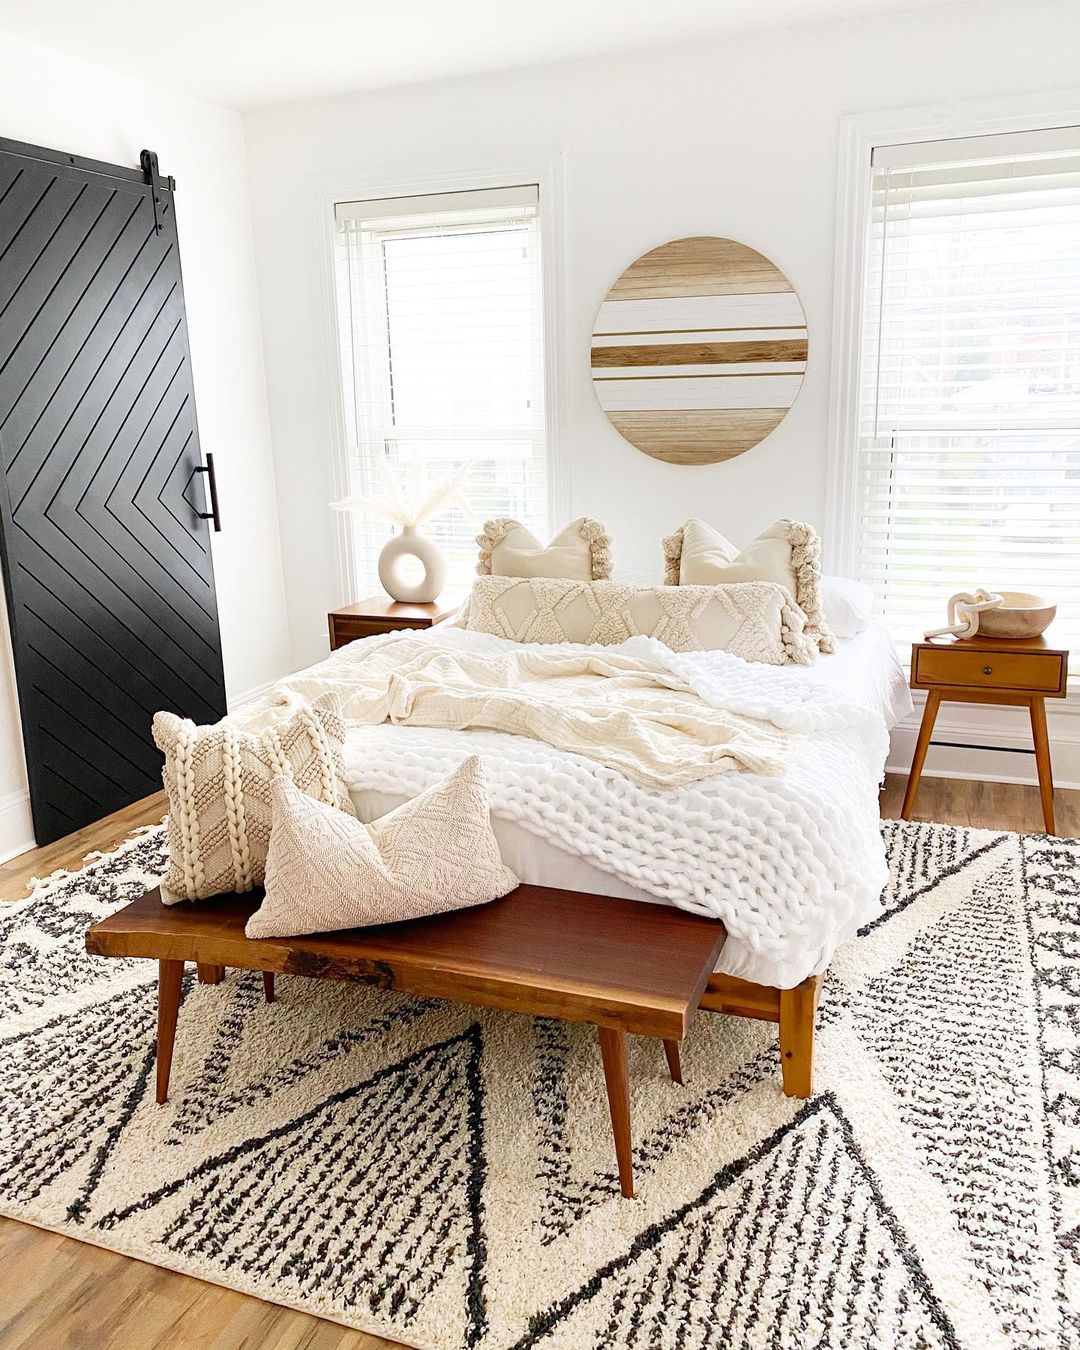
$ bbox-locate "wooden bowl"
[977,591,1056,639]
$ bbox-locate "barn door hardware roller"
[140,148,175,235]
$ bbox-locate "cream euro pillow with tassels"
[663,518,835,653]
[246,755,518,939]
[476,516,612,580]
[152,695,356,905]
[465,574,816,664]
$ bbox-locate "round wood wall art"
[591,236,808,465]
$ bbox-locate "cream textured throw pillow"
[476,516,612,580]
[662,517,834,652]
[246,756,518,939]
[153,696,356,905]
[465,574,816,664]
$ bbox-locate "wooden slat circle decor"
[591,236,807,465]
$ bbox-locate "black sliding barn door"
[0,138,226,845]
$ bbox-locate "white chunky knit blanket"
[246,628,892,988]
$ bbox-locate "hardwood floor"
[878,771,1080,835]
[0,791,168,901]
[2,773,1077,1349]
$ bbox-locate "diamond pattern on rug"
[517,1096,957,1350]
[852,847,1057,1345]
[99,1026,489,1347]
[164,971,438,1146]
[0,978,159,1216]
[872,819,1004,931]
[531,1018,779,1246]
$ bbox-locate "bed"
[257,619,912,1097]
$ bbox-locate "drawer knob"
[983,665,993,675]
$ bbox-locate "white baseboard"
[0,788,34,866]
[886,688,1080,790]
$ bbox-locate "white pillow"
[821,575,874,640]
[246,756,518,939]
[476,517,612,580]
[464,574,817,664]
[662,517,834,653]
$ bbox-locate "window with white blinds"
[333,185,548,592]
[856,125,1080,650]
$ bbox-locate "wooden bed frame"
[700,972,820,1098]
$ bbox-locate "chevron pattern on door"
[0,139,226,846]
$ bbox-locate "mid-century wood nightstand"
[327,595,459,650]
[902,630,1069,833]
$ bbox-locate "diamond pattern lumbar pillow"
[662,517,835,653]
[245,755,519,939]
[464,574,817,663]
[153,695,356,905]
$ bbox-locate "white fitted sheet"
[348,624,911,985]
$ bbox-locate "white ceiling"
[0,0,965,110]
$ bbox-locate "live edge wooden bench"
[86,883,726,1199]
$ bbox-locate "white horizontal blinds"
[334,185,547,592]
[858,126,1080,650]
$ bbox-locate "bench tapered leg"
[663,1038,683,1084]
[263,972,276,1003]
[156,960,184,1104]
[197,963,225,984]
[598,1026,634,1198]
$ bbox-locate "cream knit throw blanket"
[244,635,799,788]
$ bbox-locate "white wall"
[244,0,1080,787]
[0,32,292,859]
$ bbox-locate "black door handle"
[195,453,222,532]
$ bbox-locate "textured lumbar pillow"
[464,574,816,664]
[662,518,834,652]
[246,755,518,939]
[476,517,612,580]
[153,696,356,905]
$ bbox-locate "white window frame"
[825,90,1080,578]
[311,154,569,605]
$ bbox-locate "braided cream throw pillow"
[246,755,518,939]
[153,695,355,905]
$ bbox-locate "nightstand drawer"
[913,646,1066,694]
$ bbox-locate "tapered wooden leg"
[197,963,225,985]
[156,960,184,1105]
[598,1026,634,1199]
[663,1038,683,1084]
[901,689,941,820]
[1029,697,1056,835]
[263,972,276,1003]
[779,975,819,1099]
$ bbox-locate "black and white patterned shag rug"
[1,820,1077,1349]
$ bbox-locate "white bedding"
[324,622,912,990]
